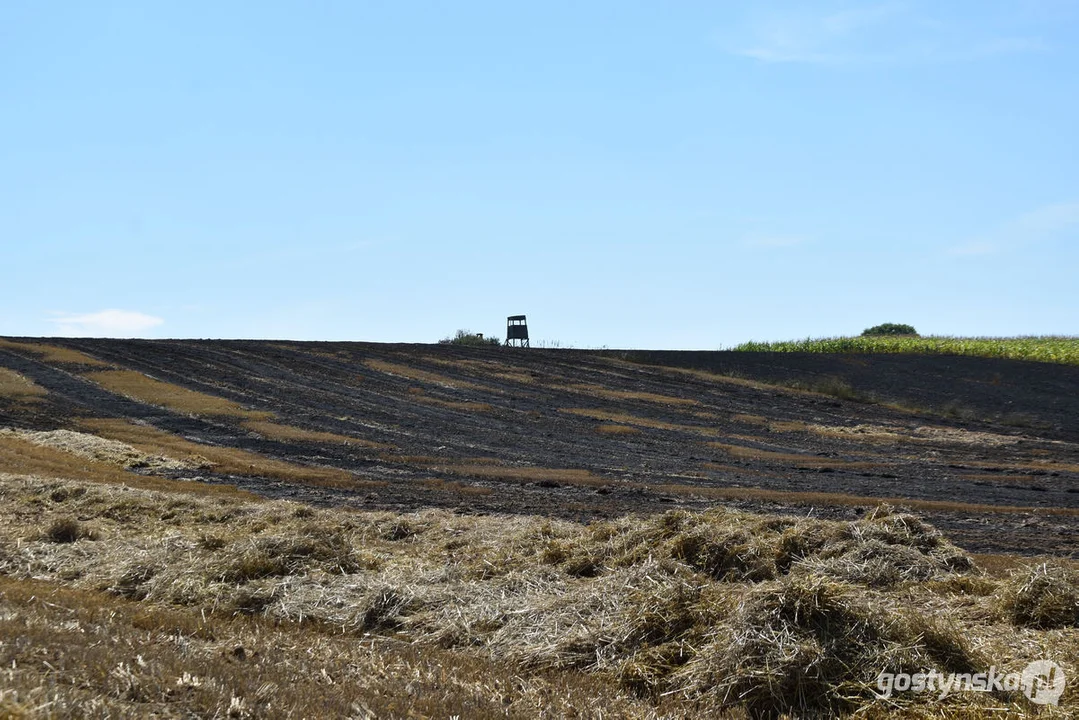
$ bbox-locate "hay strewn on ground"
[0,474,1075,717]
[0,428,198,473]
[806,423,1024,447]
[995,562,1079,629]
[0,576,660,720]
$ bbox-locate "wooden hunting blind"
[506,315,529,347]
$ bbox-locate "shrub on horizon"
[439,329,501,346]
[862,323,918,337]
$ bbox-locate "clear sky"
[2,1,1077,348]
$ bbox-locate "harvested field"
[0,339,1076,554]
[0,574,648,719]
[1,338,1078,716]
[0,475,1075,717]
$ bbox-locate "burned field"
[0,337,1077,717]
[1,337,1076,556]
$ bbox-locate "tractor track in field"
[1,338,1077,556]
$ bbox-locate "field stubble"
[0,476,1076,717]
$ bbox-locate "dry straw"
[0,475,1075,717]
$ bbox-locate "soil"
[1,338,1077,558]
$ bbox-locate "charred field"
[3,337,1077,555]
[0,337,1077,718]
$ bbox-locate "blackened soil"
[1,338,1077,557]
[608,349,1079,442]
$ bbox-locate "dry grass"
[80,418,219,464]
[560,407,725,436]
[240,419,390,448]
[708,441,882,469]
[0,576,660,719]
[378,453,505,467]
[963,458,1079,475]
[377,452,452,466]
[376,360,695,407]
[0,438,256,500]
[431,356,700,404]
[420,478,496,497]
[994,563,1079,629]
[769,420,809,433]
[808,423,1024,448]
[973,553,1079,578]
[656,482,1079,517]
[701,462,787,479]
[420,357,547,388]
[425,398,495,412]
[0,368,46,401]
[552,383,699,407]
[597,423,641,435]
[1,427,196,473]
[806,423,909,443]
[959,473,1040,484]
[973,553,1033,578]
[493,369,540,384]
[423,356,514,372]
[404,387,496,412]
[79,418,384,490]
[0,477,1073,717]
[436,463,612,488]
[561,407,683,431]
[634,363,807,394]
[85,370,274,419]
[364,359,490,392]
[0,339,111,366]
[730,415,810,433]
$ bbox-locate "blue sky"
[2,1,1077,348]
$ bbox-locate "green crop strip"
[732,336,1079,366]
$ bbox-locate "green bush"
[861,323,918,337]
[439,329,501,346]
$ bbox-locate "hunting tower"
[506,315,529,348]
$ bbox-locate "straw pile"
[994,562,1079,629]
[0,427,200,473]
